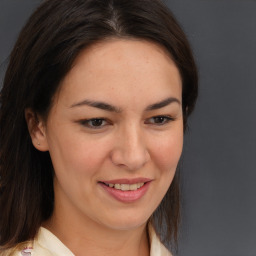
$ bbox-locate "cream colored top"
[1,225,172,256]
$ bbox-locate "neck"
[44,211,150,256]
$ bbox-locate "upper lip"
[99,178,152,184]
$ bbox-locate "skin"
[26,39,183,256]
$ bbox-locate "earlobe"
[25,108,49,151]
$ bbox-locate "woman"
[0,0,198,255]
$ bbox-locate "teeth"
[114,184,121,189]
[106,183,145,191]
[138,182,144,188]
[129,184,138,190]
[120,184,130,191]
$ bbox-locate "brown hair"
[0,0,198,251]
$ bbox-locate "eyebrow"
[145,97,180,111]
[70,99,121,113]
[70,97,180,112]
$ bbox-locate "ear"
[25,108,49,151]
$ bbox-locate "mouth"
[98,179,152,202]
[101,182,145,191]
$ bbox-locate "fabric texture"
[1,225,172,256]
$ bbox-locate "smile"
[104,183,145,191]
[99,179,151,202]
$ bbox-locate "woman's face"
[39,39,183,231]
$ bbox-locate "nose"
[110,125,150,171]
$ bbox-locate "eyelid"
[144,115,175,125]
[77,115,175,129]
[78,118,111,129]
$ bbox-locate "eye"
[79,118,109,129]
[145,115,174,126]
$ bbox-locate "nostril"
[110,131,150,170]
[110,149,150,171]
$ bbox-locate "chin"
[98,210,152,231]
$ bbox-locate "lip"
[100,178,152,184]
[98,178,152,203]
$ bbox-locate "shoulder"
[0,227,73,256]
[0,240,53,256]
[0,242,33,256]
[148,224,172,256]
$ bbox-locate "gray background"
[0,0,255,255]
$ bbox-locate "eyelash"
[145,115,174,125]
[79,118,110,129]
[78,115,174,129]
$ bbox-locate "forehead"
[72,38,178,78]
[56,39,182,109]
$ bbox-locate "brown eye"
[145,115,174,126]
[80,118,108,129]
[89,119,104,127]
[153,116,166,124]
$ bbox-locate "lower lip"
[99,182,151,203]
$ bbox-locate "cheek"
[151,130,183,171]
[48,132,110,178]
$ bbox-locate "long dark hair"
[0,0,198,251]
